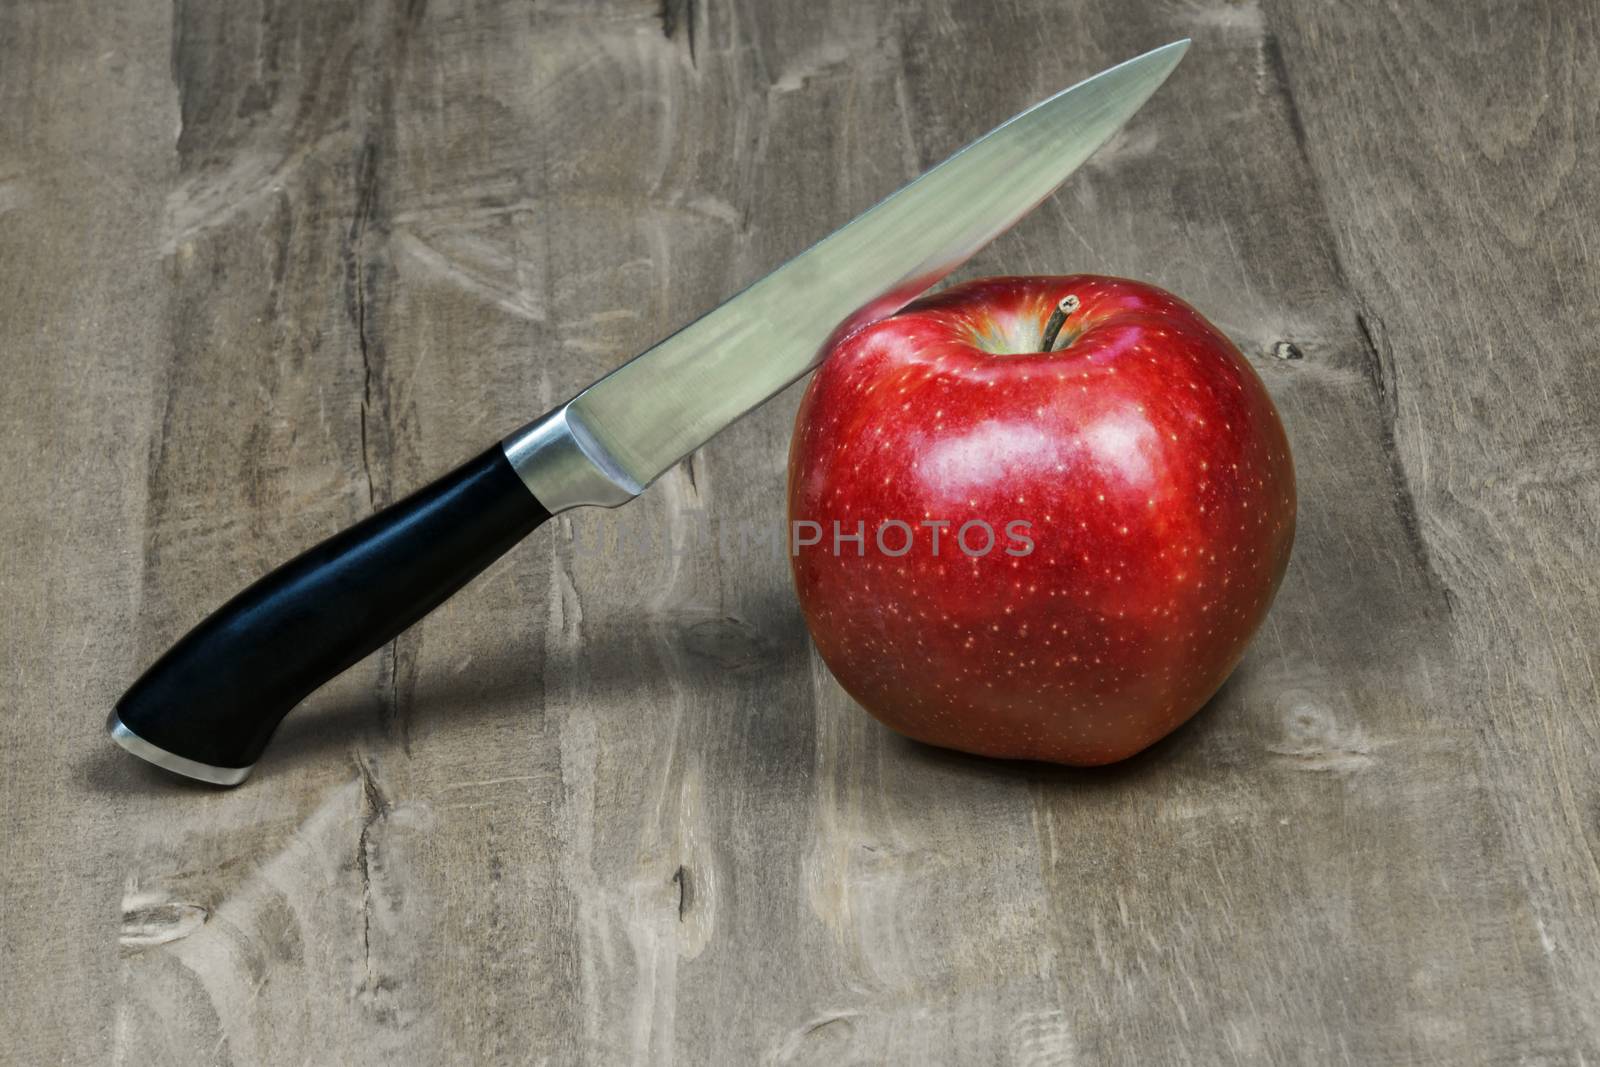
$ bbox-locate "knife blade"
[109,41,1189,784]
[504,39,1189,509]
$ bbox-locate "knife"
[109,41,1189,785]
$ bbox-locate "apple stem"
[1040,294,1080,352]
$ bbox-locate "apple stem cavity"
[1040,294,1080,352]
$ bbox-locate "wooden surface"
[3,0,1597,1062]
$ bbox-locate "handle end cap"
[107,710,254,787]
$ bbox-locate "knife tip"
[1141,38,1191,77]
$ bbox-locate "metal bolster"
[500,404,641,513]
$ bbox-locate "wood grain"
[1,0,1595,1062]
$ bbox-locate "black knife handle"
[110,444,550,782]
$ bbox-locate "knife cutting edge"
[109,40,1190,785]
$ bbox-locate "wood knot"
[120,899,209,951]
[680,614,775,672]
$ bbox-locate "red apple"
[788,275,1295,765]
